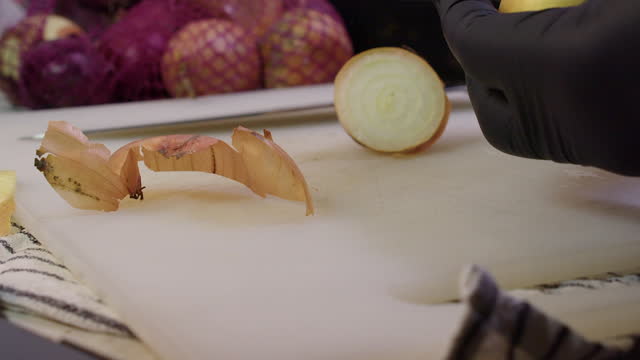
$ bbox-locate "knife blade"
[16,84,467,141]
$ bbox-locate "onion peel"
[232,127,314,216]
[36,121,314,215]
[35,121,129,211]
[109,135,255,197]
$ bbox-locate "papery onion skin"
[111,131,314,214]
[27,122,315,215]
[35,155,122,211]
[109,134,254,198]
[232,127,314,215]
[34,121,129,211]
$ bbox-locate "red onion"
[19,35,112,108]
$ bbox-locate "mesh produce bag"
[261,8,353,88]
[97,0,213,102]
[161,19,262,97]
[19,35,113,108]
[1,0,355,109]
[0,13,82,105]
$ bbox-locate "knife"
[14,84,336,141]
[14,84,467,140]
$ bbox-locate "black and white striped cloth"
[446,265,640,359]
[0,223,133,338]
[1,222,638,358]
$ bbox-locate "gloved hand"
[432,0,640,176]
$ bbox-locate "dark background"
[330,0,465,87]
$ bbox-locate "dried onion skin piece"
[37,121,314,215]
[35,121,129,211]
[232,127,314,215]
[108,135,256,197]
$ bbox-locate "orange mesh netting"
[1,0,352,109]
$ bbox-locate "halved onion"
[334,47,450,153]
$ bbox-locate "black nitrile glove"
[432,0,640,176]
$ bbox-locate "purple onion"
[97,0,205,102]
[0,14,83,105]
[19,35,113,108]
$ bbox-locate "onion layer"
[35,121,314,215]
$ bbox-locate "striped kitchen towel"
[445,265,640,360]
[1,220,639,358]
[0,222,133,337]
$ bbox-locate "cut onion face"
[35,121,314,215]
[334,47,450,154]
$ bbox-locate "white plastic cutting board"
[3,89,640,360]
